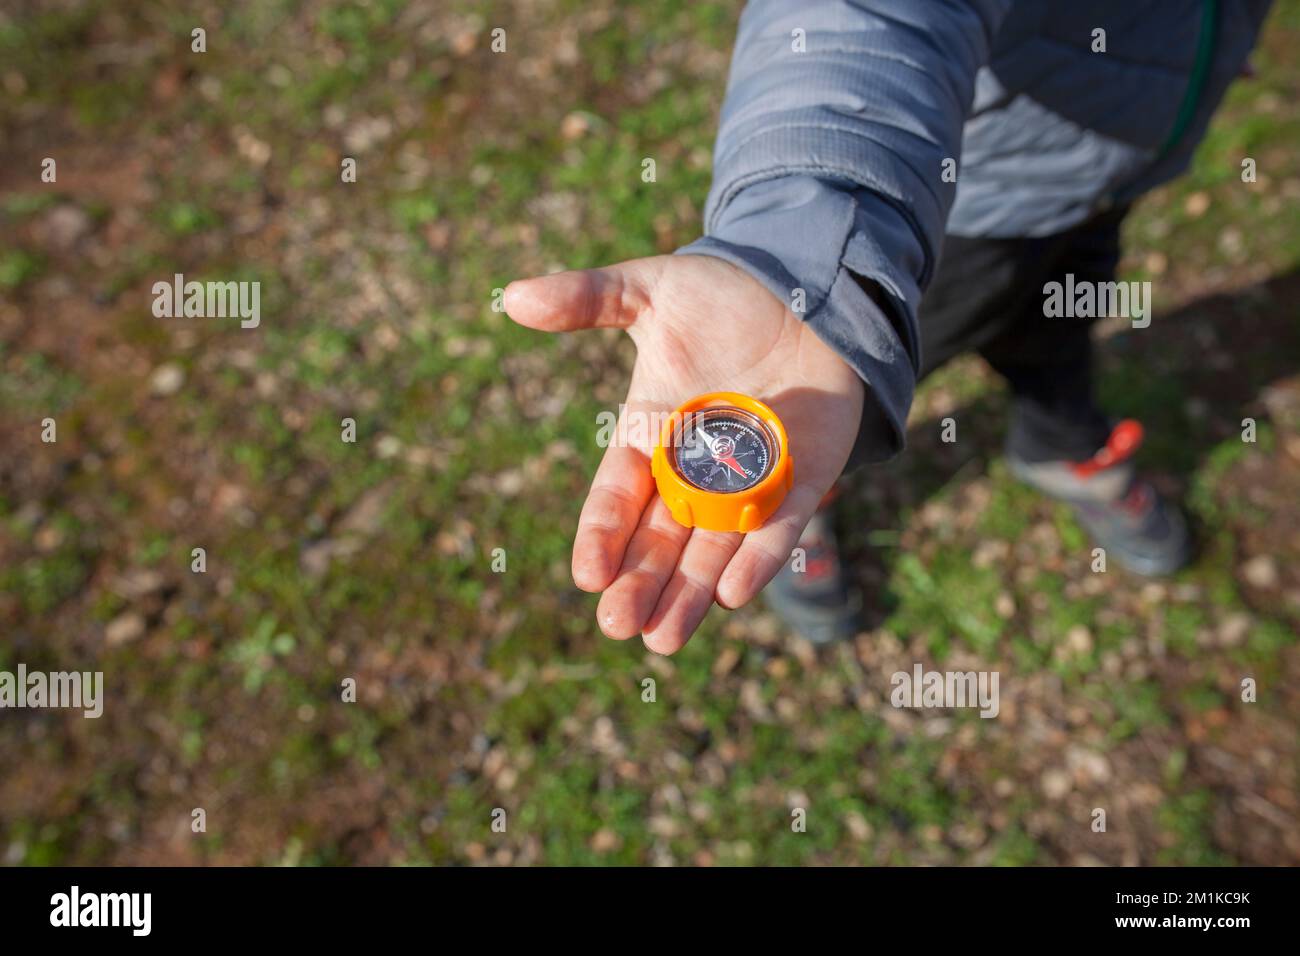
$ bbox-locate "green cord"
[1157,0,1220,159]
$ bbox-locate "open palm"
[505,253,863,654]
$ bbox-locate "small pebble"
[105,612,146,646]
[149,363,185,397]
[1241,554,1279,590]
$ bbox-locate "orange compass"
[651,392,793,533]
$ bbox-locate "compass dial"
[671,407,777,494]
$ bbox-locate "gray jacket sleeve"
[676,0,1011,465]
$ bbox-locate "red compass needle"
[718,455,748,478]
[693,422,750,481]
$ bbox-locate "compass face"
[671,407,777,494]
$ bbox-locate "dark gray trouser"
[916,206,1129,463]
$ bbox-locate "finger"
[502,259,663,333]
[596,497,691,640]
[715,484,821,610]
[572,442,655,593]
[642,529,741,655]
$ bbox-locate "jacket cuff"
[676,175,926,466]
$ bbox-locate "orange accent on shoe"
[1070,419,1145,479]
[1121,481,1154,516]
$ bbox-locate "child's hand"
[505,254,863,654]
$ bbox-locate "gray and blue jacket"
[677,0,1273,462]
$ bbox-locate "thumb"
[503,258,663,333]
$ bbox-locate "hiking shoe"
[1007,419,1193,576]
[762,505,862,645]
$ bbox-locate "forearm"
[678,0,1010,462]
